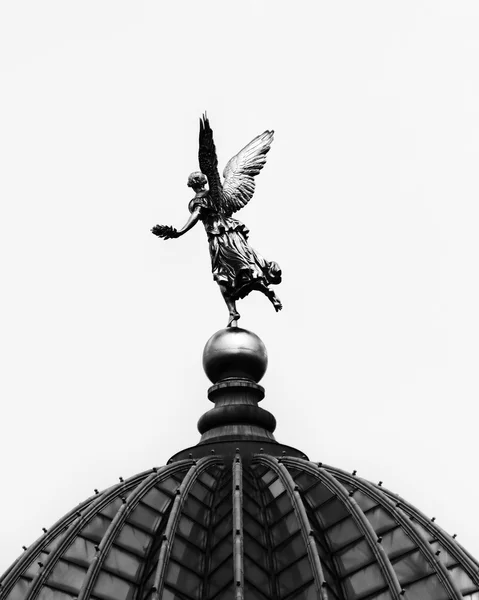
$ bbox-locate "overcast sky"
[1,1,479,573]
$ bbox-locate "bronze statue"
[152,115,282,326]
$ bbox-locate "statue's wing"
[221,130,274,215]
[198,114,223,207]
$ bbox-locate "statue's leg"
[263,285,283,312]
[219,284,240,327]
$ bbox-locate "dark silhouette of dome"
[1,328,478,600]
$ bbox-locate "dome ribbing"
[1,328,478,600]
[1,455,478,600]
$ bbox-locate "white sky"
[1,0,479,573]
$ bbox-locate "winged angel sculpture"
[152,115,282,327]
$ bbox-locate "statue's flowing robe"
[189,193,281,300]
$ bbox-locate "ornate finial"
[197,327,276,443]
[167,326,308,462]
[203,327,268,383]
[151,114,282,327]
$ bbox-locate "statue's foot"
[227,311,241,327]
[264,286,282,312]
[267,261,282,284]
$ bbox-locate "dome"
[1,329,478,600]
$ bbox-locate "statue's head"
[187,171,207,191]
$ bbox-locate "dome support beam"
[151,457,221,600]
[24,467,165,600]
[0,494,94,599]
[281,458,404,600]
[75,459,195,600]
[326,465,465,600]
[380,485,479,586]
[255,456,329,600]
[233,453,244,600]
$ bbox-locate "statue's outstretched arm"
[151,207,201,240]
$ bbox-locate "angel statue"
[151,115,282,327]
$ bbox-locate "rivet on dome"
[431,517,436,522]
[435,550,441,556]
[453,534,457,539]
[352,470,357,476]
[42,528,47,533]
[119,477,124,482]
[94,489,99,494]
[318,462,323,467]
[152,467,157,472]
[378,481,383,486]
[22,546,27,551]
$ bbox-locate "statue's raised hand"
[151,224,179,240]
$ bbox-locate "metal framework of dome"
[1,327,478,600]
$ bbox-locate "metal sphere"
[203,328,268,383]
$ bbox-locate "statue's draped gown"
[190,192,281,300]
